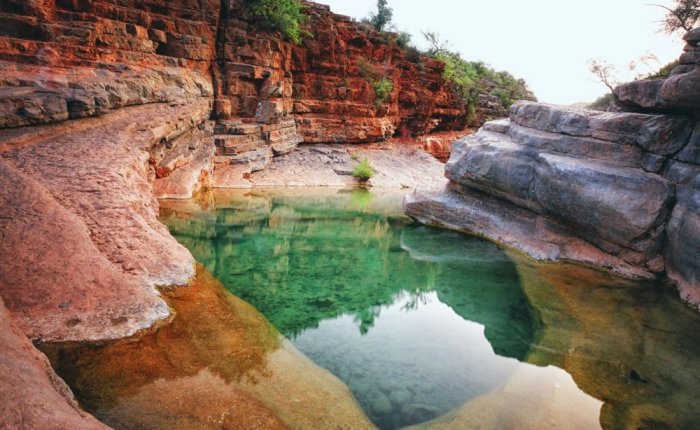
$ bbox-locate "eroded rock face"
[616,27,700,112]
[406,88,700,305]
[0,0,218,128]
[0,100,211,341]
[213,1,468,144]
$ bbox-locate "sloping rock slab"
[510,101,693,155]
[404,186,652,279]
[0,298,108,430]
[0,100,210,341]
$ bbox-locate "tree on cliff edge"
[369,0,393,31]
[652,0,700,33]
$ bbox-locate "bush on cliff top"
[436,49,536,123]
[244,0,307,45]
[367,0,394,31]
[422,31,535,123]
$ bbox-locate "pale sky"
[316,0,685,105]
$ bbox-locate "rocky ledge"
[406,98,699,308]
[0,99,211,342]
[406,31,700,307]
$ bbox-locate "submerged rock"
[41,266,375,430]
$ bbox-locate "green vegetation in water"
[244,0,307,45]
[352,158,375,182]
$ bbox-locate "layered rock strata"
[406,87,700,306]
[0,1,474,426]
[407,31,700,305]
[213,1,467,143]
[0,0,218,128]
[0,100,210,342]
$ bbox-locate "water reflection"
[159,188,700,430]
[41,267,374,430]
[41,188,700,430]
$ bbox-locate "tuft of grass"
[353,158,375,182]
[372,77,393,105]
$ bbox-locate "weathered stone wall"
[0,0,219,127]
[406,29,700,308]
[0,0,471,192]
[213,0,467,144]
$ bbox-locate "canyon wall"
[0,0,470,340]
[213,1,466,142]
[0,1,470,424]
[0,0,471,191]
[405,29,700,308]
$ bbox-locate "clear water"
[150,188,700,430]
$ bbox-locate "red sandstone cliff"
[0,0,467,138]
[213,1,466,143]
[0,2,470,425]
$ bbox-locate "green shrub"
[588,92,616,111]
[353,158,375,181]
[644,60,681,80]
[372,77,393,105]
[396,31,412,49]
[433,49,535,123]
[244,0,307,45]
[357,58,393,105]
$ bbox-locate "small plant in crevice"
[357,58,393,106]
[353,158,375,182]
[372,77,393,106]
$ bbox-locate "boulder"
[445,131,672,257]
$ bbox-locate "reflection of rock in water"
[409,364,602,430]
[401,226,538,361]
[161,188,436,338]
[41,266,373,430]
[514,259,700,430]
[159,189,700,430]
